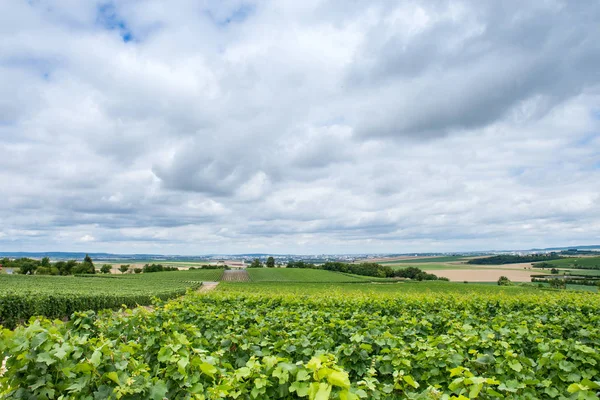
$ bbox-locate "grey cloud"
[350,1,600,138]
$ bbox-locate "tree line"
[1,255,96,275]
[247,257,276,268]
[468,253,563,265]
[285,261,445,281]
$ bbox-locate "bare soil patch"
[198,282,220,292]
[435,269,534,282]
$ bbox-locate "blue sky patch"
[97,2,134,42]
[207,4,254,27]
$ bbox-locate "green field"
[538,268,600,277]
[540,256,600,268]
[219,280,538,295]
[247,268,374,282]
[0,269,224,293]
[378,256,468,264]
[0,269,224,328]
[2,280,599,399]
[387,263,474,270]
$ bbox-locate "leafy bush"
[393,266,440,281]
[142,264,179,273]
[100,264,112,274]
[248,259,263,268]
[497,276,512,286]
[2,288,599,398]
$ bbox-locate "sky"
[1,0,599,255]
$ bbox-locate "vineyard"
[222,270,250,282]
[0,269,223,328]
[247,268,376,282]
[1,282,599,399]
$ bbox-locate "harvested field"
[434,268,535,282]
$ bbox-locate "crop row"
[2,285,599,399]
[0,270,224,328]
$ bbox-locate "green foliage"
[248,258,263,268]
[0,270,224,328]
[134,268,142,274]
[18,259,39,275]
[266,256,276,268]
[469,253,563,265]
[143,263,179,273]
[40,257,50,268]
[393,266,440,281]
[119,264,130,274]
[2,285,600,398]
[80,254,96,274]
[83,254,94,266]
[287,260,317,269]
[248,268,374,283]
[534,256,600,270]
[321,262,394,278]
[287,261,398,279]
[100,264,112,274]
[198,264,222,270]
[497,276,512,286]
[549,278,567,290]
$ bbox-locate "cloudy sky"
[1,0,599,255]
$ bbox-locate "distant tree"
[249,259,263,268]
[80,254,95,274]
[393,266,438,281]
[142,263,178,273]
[469,254,563,265]
[64,260,78,275]
[83,254,94,266]
[100,264,112,274]
[119,264,130,274]
[134,268,142,274]
[19,260,39,275]
[41,257,50,268]
[497,276,512,286]
[54,261,66,275]
[266,256,275,268]
[551,268,559,274]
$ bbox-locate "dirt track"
[198,282,219,292]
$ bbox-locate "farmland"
[0,269,223,328]
[222,270,250,282]
[388,263,473,270]
[537,256,600,269]
[2,281,600,399]
[378,256,469,264]
[247,268,376,282]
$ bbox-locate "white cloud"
[0,0,599,254]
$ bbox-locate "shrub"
[100,265,112,274]
[497,276,512,286]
